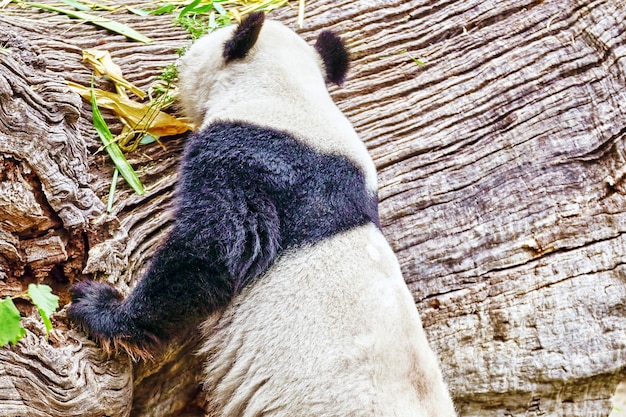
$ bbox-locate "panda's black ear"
[223,12,265,62]
[315,31,349,85]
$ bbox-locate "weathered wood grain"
[0,318,132,417]
[0,0,624,415]
[0,29,133,416]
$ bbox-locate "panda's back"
[180,121,379,248]
[199,223,456,417]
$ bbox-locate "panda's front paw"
[69,280,122,310]
[68,280,123,339]
[68,281,154,360]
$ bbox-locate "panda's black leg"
[68,193,281,359]
[68,232,234,359]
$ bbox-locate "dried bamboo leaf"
[69,81,192,136]
[82,49,146,99]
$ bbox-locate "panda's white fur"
[177,16,457,417]
[199,224,456,416]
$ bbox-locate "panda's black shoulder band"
[223,11,265,62]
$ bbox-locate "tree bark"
[0,0,625,416]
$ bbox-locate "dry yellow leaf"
[82,49,146,99]
[68,81,192,137]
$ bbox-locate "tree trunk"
[0,0,624,416]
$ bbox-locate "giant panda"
[68,12,457,417]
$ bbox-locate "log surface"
[0,0,625,416]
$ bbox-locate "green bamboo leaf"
[208,10,217,29]
[193,4,214,13]
[0,297,26,347]
[60,0,91,11]
[214,2,226,15]
[178,0,201,18]
[27,284,59,335]
[107,168,119,213]
[128,4,175,16]
[19,1,153,43]
[127,6,151,16]
[148,3,175,16]
[90,85,145,195]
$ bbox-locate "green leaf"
[60,0,92,11]
[107,168,119,213]
[90,84,145,195]
[402,49,425,66]
[208,10,217,29]
[149,3,175,15]
[127,6,151,16]
[192,4,214,14]
[27,284,59,335]
[214,2,226,15]
[409,56,425,66]
[178,0,201,18]
[19,2,153,44]
[0,297,26,347]
[129,3,175,16]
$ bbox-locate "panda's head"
[178,12,350,126]
[218,12,349,84]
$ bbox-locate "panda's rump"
[200,223,453,417]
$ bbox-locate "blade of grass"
[106,168,119,213]
[90,83,145,195]
[16,1,153,43]
[402,49,425,66]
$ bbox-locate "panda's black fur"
[68,12,457,416]
[69,119,380,350]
